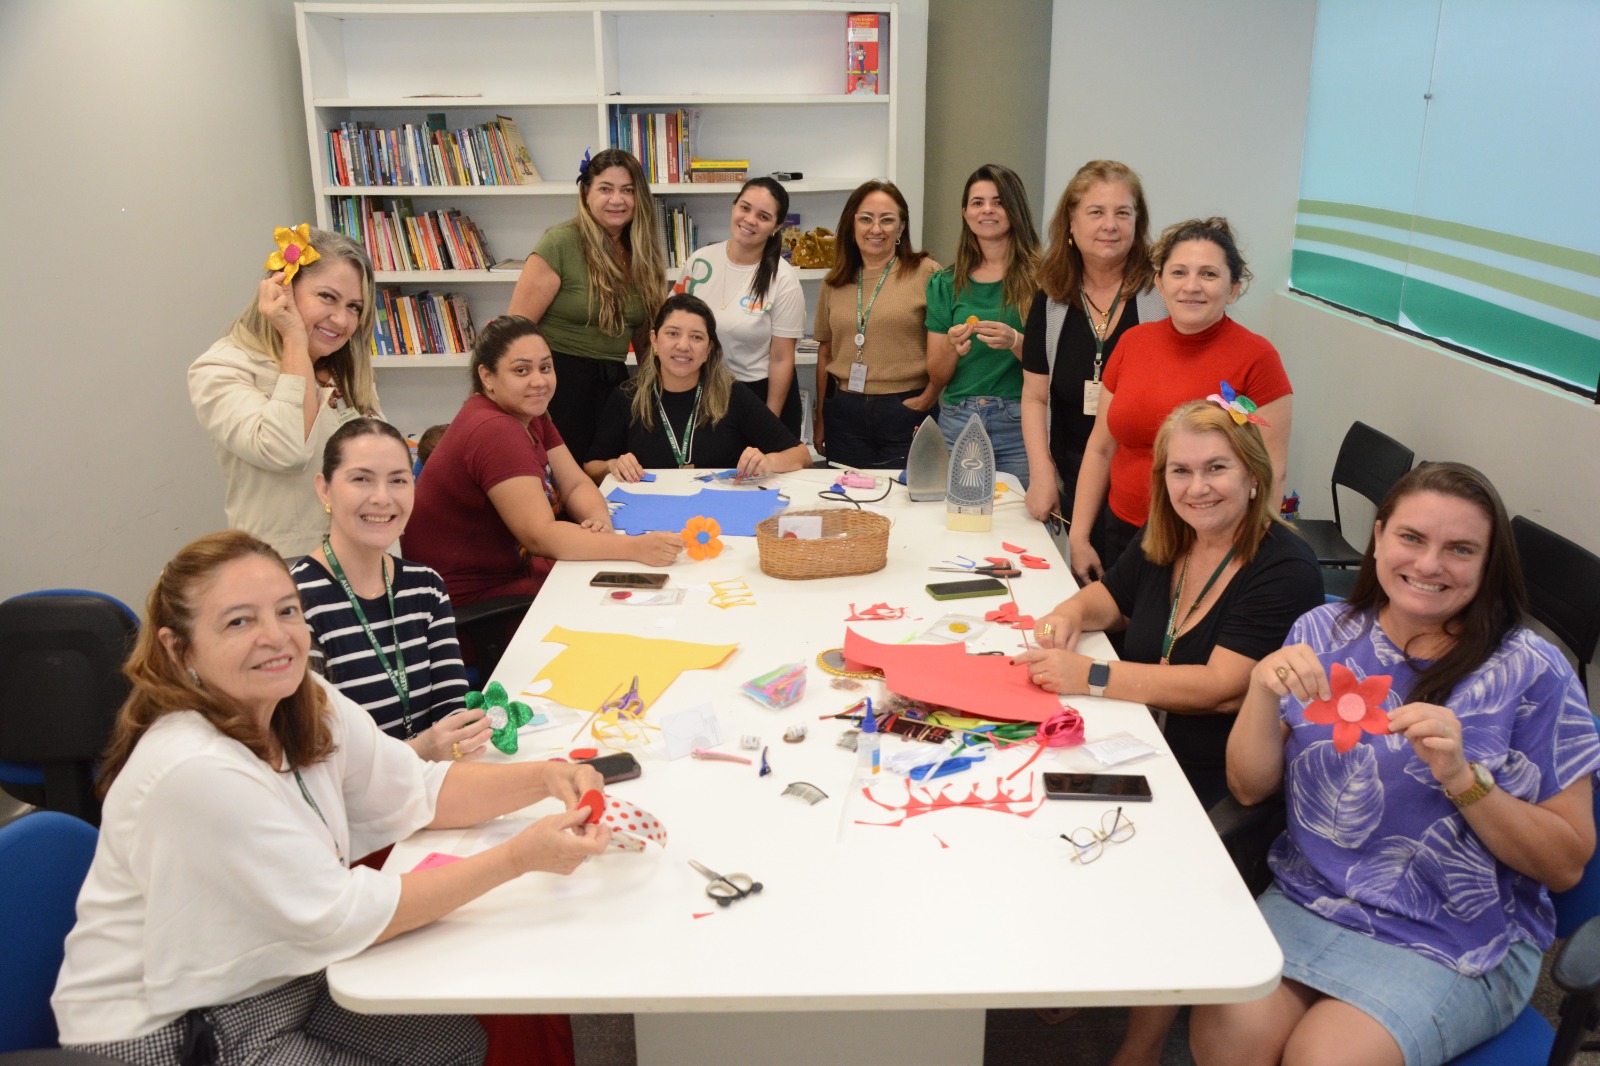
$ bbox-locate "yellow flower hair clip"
[265,224,321,284]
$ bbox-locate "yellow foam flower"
[265,224,321,284]
[681,515,723,561]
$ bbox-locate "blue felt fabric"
[605,486,789,537]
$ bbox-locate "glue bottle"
[857,698,881,777]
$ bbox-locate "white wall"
[0,0,312,608]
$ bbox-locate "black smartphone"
[1042,773,1153,802]
[579,752,642,784]
[925,578,1008,601]
[590,571,669,589]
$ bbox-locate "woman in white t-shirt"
[673,177,806,435]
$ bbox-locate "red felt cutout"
[1303,664,1392,753]
[1001,542,1027,554]
[984,601,1035,630]
[1019,555,1050,569]
[570,747,599,760]
[843,629,1065,723]
[577,789,605,825]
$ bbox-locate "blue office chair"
[0,591,138,827]
[0,811,98,1052]
[1448,788,1600,1065]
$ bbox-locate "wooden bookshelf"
[295,0,926,431]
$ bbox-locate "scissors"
[689,860,764,906]
[929,556,1021,578]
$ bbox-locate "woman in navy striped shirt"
[292,418,492,761]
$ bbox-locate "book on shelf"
[607,106,701,183]
[326,113,538,188]
[374,289,478,357]
[654,198,699,270]
[689,159,749,184]
[332,197,497,272]
[846,13,888,95]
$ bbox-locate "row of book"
[373,289,478,357]
[607,106,702,184]
[327,114,541,188]
[657,199,699,269]
[331,197,497,273]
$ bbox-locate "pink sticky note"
[412,852,464,871]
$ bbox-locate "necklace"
[853,262,892,358]
[293,769,348,868]
[321,537,413,736]
[655,383,702,468]
[1160,546,1236,664]
[1079,285,1122,341]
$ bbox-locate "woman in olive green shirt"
[509,149,667,461]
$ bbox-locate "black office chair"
[1513,516,1600,693]
[452,595,534,687]
[1297,422,1415,587]
[0,592,138,827]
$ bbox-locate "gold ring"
[451,742,462,760]
[1040,623,1056,638]
[1275,666,1290,682]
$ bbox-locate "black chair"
[1297,422,1415,580]
[0,592,138,827]
[1208,794,1285,898]
[452,595,534,686]
[1513,516,1600,692]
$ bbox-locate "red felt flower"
[1303,663,1392,753]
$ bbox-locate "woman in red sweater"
[1068,217,1292,584]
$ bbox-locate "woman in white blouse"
[53,530,609,1063]
[672,177,806,435]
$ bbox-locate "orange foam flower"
[681,515,723,560]
[265,224,321,284]
[1303,663,1392,753]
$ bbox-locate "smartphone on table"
[1042,772,1153,801]
[579,752,642,784]
[925,578,1007,601]
[590,571,669,589]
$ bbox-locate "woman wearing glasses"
[813,180,941,471]
[1192,464,1600,1066]
[1017,397,1322,1066]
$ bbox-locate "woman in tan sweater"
[813,180,941,471]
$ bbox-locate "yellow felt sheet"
[531,626,739,712]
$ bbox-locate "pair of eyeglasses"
[854,214,901,228]
[1060,806,1136,864]
[1044,511,1070,536]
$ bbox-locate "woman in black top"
[1014,396,1321,1066]
[1015,397,1321,807]
[1019,161,1167,541]
[585,293,811,482]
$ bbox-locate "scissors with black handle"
[927,562,1021,578]
[689,860,763,906]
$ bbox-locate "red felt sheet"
[842,629,1066,724]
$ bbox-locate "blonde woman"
[925,163,1042,486]
[509,148,668,461]
[189,226,379,558]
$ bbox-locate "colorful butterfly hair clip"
[1207,380,1270,427]
[265,224,320,285]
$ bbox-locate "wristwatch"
[1087,661,1111,698]
[1446,761,1495,808]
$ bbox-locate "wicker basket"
[755,508,890,580]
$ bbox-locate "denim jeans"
[822,384,930,471]
[939,396,1029,489]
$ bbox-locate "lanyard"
[293,769,347,868]
[1160,546,1236,664]
[853,264,892,361]
[655,383,702,468]
[321,537,412,735]
[1080,285,1123,383]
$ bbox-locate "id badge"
[847,361,868,393]
[1083,379,1102,416]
